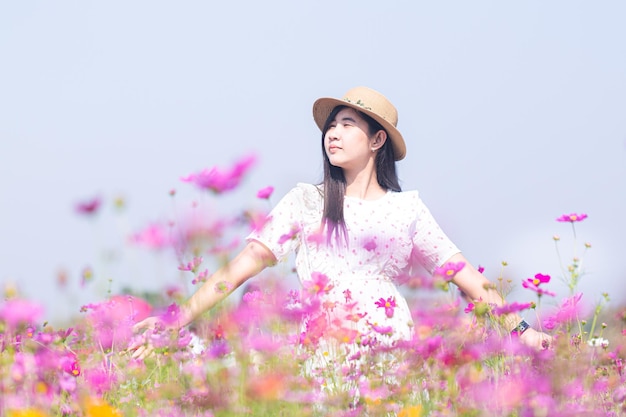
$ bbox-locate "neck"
[343,162,385,200]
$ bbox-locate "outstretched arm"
[131,240,275,359]
[447,252,550,349]
[179,240,276,326]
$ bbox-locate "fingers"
[133,317,155,333]
[541,334,554,350]
[125,317,157,360]
[130,343,155,360]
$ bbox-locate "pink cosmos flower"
[181,154,256,194]
[375,296,397,318]
[159,303,183,326]
[368,321,393,336]
[433,261,466,280]
[492,302,534,316]
[61,354,81,377]
[345,311,368,323]
[256,186,274,199]
[0,299,44,329]
[278,224,300,244]
[130,223,172,249]
[556,213,588,223]
[75,196,101,215]
[34,331,54,345]
[242,209,270,233]
[176,328,193,349]
[522,273,556,297]
[527,273,551,286]
[59,372,78,393]
[464,303,475,314]
[245,333,282,353]
[303,272,334,296]
[191,269,209,285]
[306,230,326,246]
[206,339,231,359]
[84,295,152,350]
[214,281,234,294]
[178,256,203,273]
[299,313,328,346]
[363,239,377,252]
[84,367,117,394]
[438,344,480,367]
[522,282,556,297]
[543,292,584,330]
[242,294,263,312]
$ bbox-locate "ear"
[371,130,388,151]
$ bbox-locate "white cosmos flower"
[587,337,609,348]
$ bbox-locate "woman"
[131,86,548,360]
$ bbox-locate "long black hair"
[320,105,401,242]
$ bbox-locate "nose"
[326,126,340,141]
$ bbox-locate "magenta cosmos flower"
[303,272,334,296]
[278,224,301,244]
[526,273,551,286]
[363,239,377,252]
[130,223,172,249]
[433,261,466,280]
[556,213,588,223]
[543,292,584,330]
[375,296,397,318]
[75,196,101,215]
[181,154,256,194]
[492,301,534,316]
[522,273,556,297]
[0,298,44,329]
[256,186,274,199]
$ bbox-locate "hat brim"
[313,97,406,161]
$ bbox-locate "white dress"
[247,183,460,347]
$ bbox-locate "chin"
[328,159,346,169]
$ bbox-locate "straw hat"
[312,86,406,161]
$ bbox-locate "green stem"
[588,304,601,342]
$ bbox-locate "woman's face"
[324,108,377,171]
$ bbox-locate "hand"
[133,315,163,333]
[127,316,167,360]
[519,328,552,351]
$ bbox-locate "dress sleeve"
[245,185,305,262]
[410,195,461,275]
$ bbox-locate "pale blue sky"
[1,1,625,323]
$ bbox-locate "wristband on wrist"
[511,319,530,336]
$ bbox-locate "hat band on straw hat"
[312,86,406,161]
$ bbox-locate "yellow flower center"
[35,381,48,394]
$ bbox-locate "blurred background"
[1,1,625,324]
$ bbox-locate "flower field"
[1,156,624,416]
